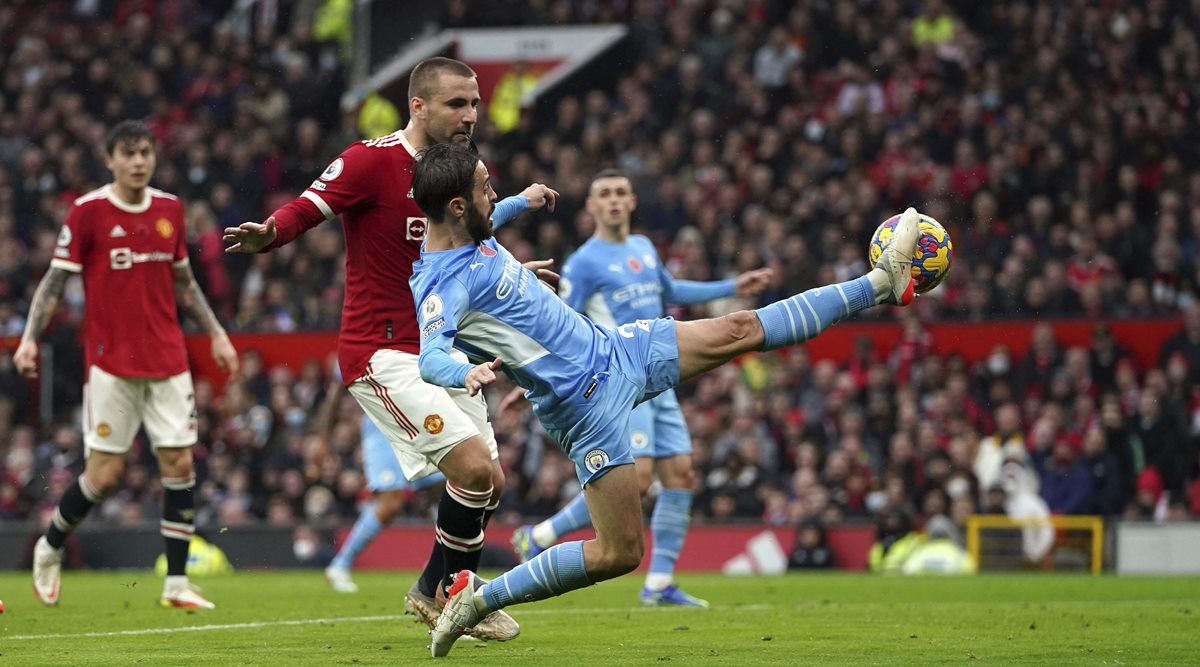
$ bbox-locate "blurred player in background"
[511,170,772,607]
[223,57,554,640]
[407,143,920,656]
[15,120,239,609]
[325,403,446,591]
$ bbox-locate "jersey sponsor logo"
[496,257,528,301]
[612,281,661,304]
[309,180,328,191]
[155,218,173,239]
[109,224,127,238]
[320,157,344,181]
[630,430,649,450]
[406,216,427,240]
[627,256,643,272]
[584,448,610,474]
[57,226,72,247]
[110,247,174,270]
[423,414,444,435]
[618,319,652,338]
[97,422,112,438]
[421,294,444,322]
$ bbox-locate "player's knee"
[490,463,506,497]
[375,491,405,519]
[611,537,644,575]
[722,311,761,346]
[448,456,493,492]
[87,467,123,495]
[666,464,696,490]
[636,468,654,495]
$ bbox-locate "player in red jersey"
[223,57,554,641]
[14,121,239,609]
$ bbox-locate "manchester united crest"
[155,218,173,239]
[424,414,444,435]
[97,422,112,438]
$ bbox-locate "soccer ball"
[868,211,953,294]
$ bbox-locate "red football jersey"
[269,130,430,385]
[51,184,190,378]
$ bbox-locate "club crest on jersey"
[407,217,427,240]
[421,294,444,322]
[424,414,444,435]
[155,219,173,239]
[584,449,610,474]
[479,245,497,257]
[97,422,112,438]
[321,158,344,181]
[626,256,643,272]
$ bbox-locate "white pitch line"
[3,604,775,641]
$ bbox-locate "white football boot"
[32,535,62,606]
[870,206,921,305]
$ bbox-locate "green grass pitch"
[1,571,1197,665]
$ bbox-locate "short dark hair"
[408,57,476,101]
[589,168,630,192]
[105,120,154,155]
[412,142,480,222]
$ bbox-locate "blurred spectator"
[787,519,834,570]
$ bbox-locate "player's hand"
[465,357,502,396]
[522,259,559,291]
[13,339,38,378]
[520,184,558,213]
[211,333,239,375]
[497,386,530,423]
[223,216,277,254]
[735,267,774,297]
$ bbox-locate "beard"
[465,200,494,244]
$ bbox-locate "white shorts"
[83,365,197,455]
[348,349,498,482]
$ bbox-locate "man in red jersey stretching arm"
[223,57,553,640]
[15,121,239,609]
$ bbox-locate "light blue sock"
[754,276,875,351]
[546,493,593,542]
[648,488,692,584]
[331,502,382,569]
[479,541,591,612]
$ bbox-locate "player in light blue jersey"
[510,169,772,608]
[325,412,446,593]
[408,143,920,657]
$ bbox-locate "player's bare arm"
[13,266,71,377]
[172,263,239,374]
[223,216,277,254]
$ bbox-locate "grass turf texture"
[0,571,1197,665]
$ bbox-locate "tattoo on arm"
[173,265,225,336]
[23,267,71,341]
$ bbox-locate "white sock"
[644,573,672,591]
[531,521,557,549]
[866,268,890,302]
[164,575,189,594]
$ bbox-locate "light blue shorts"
[544,318,681,486]
[362,415,445,492]
[626,389,691,459]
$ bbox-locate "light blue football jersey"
[410,238,616,430]
[560,235,735,327]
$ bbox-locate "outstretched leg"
[675,207,920,381]
[431,464,644,657]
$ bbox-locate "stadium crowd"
[1,0,1200,549]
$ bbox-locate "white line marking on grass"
[3,604,775,641]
